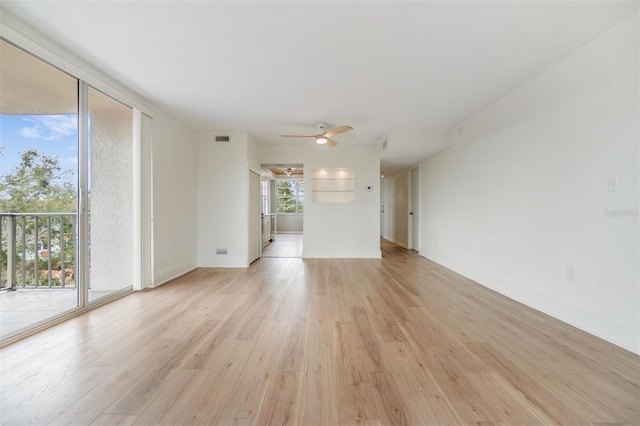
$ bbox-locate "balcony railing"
[1,213,77,291]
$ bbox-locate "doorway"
[410,166,420,252]
[260,164,303,258]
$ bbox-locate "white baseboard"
[422,249,640,355]
[153,260,197,287]
[302,250,382,259]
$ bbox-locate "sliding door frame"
[0,23,153,345]
[78,81,90,308]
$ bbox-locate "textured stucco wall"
[90,108,133,292]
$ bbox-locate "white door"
[411,167,420,251]
[380,180,384,237]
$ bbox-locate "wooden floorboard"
[262,234,303,258]
[1,239,638,425]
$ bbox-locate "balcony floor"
[0,287,112,339]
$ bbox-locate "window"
[277,180,304,214]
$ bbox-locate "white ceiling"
[2,1,638,176]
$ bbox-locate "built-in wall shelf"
[311,168,354,203]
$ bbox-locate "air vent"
[215,136,230,142]
[382,139,388,150]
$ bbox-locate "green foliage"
[0,149,76,213]
[277,180,304,214]
[1,149,77,288]
[277,180,297,213]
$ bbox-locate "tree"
[277,180,297,213]
[0,149,76,213]
[1,149,76,287]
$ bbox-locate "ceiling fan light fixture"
[281,124,352,148]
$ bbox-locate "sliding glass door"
[0,39,135,341]
[0,39,80,338]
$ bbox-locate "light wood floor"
[1,240,638,425]
[262,233,303,258]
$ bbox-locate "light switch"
[607,176,619,193]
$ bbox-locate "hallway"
[262,233,303,258]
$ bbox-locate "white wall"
[420,14,639,353]
[139,113,153,289]
[260,144,381,258]
[247,134,259,171]
[383,128,452,175]
[196,132,251,267]
[277,214,303,233]
[152,110,198,285]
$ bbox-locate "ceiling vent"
[215,136,230,142]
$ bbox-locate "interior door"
[411,167,420,252]
[380,179,384,237]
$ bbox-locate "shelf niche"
[311,168,354,203]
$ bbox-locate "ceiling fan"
[281,122,352,147]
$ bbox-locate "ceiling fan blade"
[281,134,317,138]
[326,138,338,147]
[324,126,353,138]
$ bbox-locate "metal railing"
[1,213,77,291]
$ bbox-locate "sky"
[0,113,79,187]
